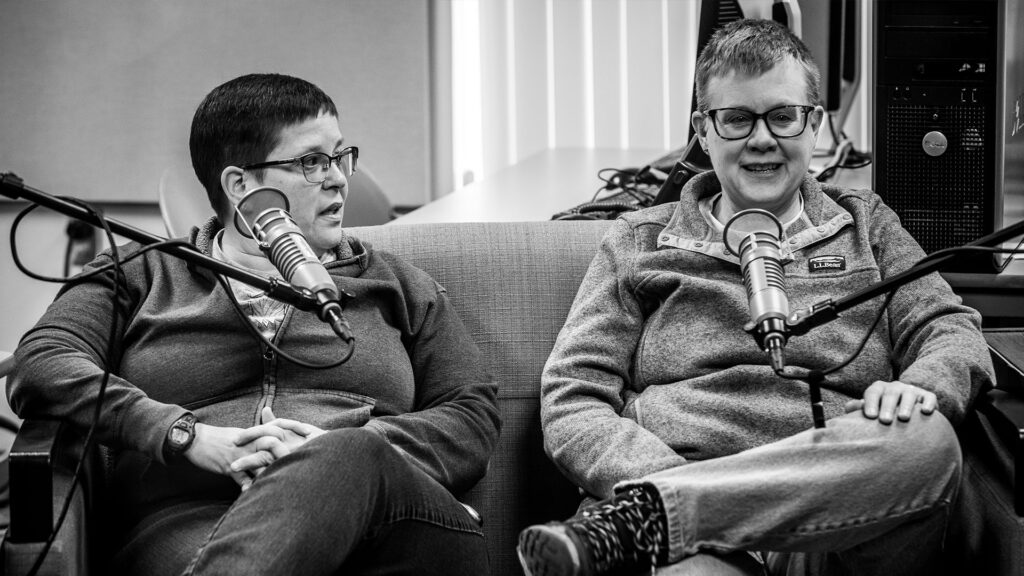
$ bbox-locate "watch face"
[170,427,190,447]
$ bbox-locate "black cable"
[23,197,125,576]
[815,152,872,183]
[593,166,658,206]
[774,289,897,385]
[0,414,18,435]
[825,113,841,156]
[771,244,1024,401]
[11,203,196,285]
[12,203,358,365]
[914,244,1024,272]
[61,236,74,278]
[214,273,355,369]
[11,198,355,575]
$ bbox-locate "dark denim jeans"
[112,428,487,576]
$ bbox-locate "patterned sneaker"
[517,487,667,576]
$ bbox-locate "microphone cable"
[11,204,356,368]
[10,197,127,576]
[213,272,354,369]
[8,199,356,575]
[551,166,661,221]
[772,245,1024,414]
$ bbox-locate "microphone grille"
[269,237,308,280]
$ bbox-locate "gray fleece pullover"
[541,171,994,498]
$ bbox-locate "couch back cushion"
[349,220,612,576]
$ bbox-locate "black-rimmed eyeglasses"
[703,106,815,140]
[241,146,359,184]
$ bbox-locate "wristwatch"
[163,413,197,461]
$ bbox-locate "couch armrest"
[7,420,62,543]
[983,328,1024,516]
[987,329,1024,395]
[978,390,1024,516]
[3,419,99,576]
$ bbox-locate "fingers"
[231,449,276,474]
[251,435,291,459]
[860,381,937,424]
[238,407,319,445]
[919,391,938,414]
[272,419,321,437]
[231,470,253,491]
[844,399,864,414]
[234,423,287,446]
[895,388,919,422]
[877,387,902,424]
[861,383,883,420]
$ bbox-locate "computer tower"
[872,0,1023,271]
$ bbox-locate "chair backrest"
[0,352,14,381]
[158,164,214,238]
[158,165,393,238]
[348,220,612,576]
[343,166,395,227]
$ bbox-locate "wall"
[0,0,433,207]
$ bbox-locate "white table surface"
[391,147,666,224]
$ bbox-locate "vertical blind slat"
[625,0,666,150]
[590,0,625,148]
[479,0,512,178]
[666,0,699,149]
[552,0,588,147]
[513,0,550,161]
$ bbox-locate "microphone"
[233,186,354,343]
[723,209,790,372]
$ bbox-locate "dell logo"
[922,131,948,157]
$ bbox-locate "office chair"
[158,164,395,238]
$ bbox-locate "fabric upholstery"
[351,221,612,575]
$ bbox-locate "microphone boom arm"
[0,172,322,313]
[787,217,1024,336]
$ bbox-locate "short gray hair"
[694,19,821,111]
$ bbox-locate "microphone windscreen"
[233,186,290,238]
[723,209,783,256]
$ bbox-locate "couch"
[3,220,1023,576]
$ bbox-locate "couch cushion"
[349,220,612,576]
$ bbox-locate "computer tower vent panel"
[881,103,988,254]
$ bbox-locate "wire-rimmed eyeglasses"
[703,106,816,140]
[241,146,359,184]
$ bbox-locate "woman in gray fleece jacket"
[518,19,993,576]
[9,74,500,576]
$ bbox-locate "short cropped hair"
[189,73,338,219]
[693,19,821,112]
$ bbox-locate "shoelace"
[564,488,667,574]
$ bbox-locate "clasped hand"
[844,380,938,424]
[183,406,325,491]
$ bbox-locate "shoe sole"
[517,524,583,576]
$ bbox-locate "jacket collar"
[657,172,855,265]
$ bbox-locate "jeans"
[112,428,487,576]
[617,410,961,576]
